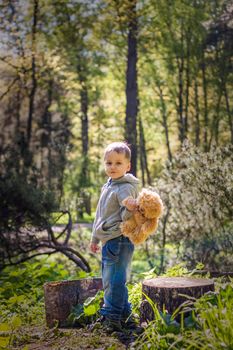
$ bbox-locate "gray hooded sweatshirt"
[91,173,139,245]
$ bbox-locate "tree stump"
[44,277,102,328]
[140,277,214,323]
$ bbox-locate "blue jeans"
[100,235,134,321]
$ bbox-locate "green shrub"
[133,275,233,350]
[156,143,233,271]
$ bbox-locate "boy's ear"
[127,162,131,171]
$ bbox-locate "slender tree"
[139,115,151,185]
[125,0,138,176]
[26,0,38,150]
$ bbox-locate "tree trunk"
[77,62,89,186]
[44,278,102,328]
[80,84,89,160]
[158,85,172,162]
[125,0,138,176]
[177,59,185,145]
[14,87,21,173]
[159,205,170,274]
[139,116,151,186]
[140,277,214,323]
[77,63,90,214]
[139,137,145,186]
[223,84,233,144]
[176,22,185,145]
[194,78,200,146]
[201,51,209,151]
[26,0,38,147]
[184,30,190,135]
[40,78,53,186]
[209,91,222,148]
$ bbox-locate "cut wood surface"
[44,277,102,328]
[140,277,214,322]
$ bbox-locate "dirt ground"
[11,325,133,350]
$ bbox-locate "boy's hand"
[90,242,100,253]
[123,197,137,211]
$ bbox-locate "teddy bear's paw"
[120,223,133,237]
[132,235,146,244]
[141,219,158,235]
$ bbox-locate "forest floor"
[6,223,137,349]
[12,324,133,349]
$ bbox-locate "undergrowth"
[0,258,92,349]
[0,260,232,350]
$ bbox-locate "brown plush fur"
[120,189,163,244]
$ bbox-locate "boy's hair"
[104,142,131,160]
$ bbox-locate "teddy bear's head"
[137,189,163,219]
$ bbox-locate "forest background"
[0,0,232,278]
[0,0,233,349]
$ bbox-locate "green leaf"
[0,323,11,332]
[11,315,22,328]
[83,304,97,316]
[83,296,96,307]
[0,336,10,348]
[8,295,25,304]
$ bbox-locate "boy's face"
[104,151,130,179]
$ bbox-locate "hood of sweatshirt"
[108,173,139,187]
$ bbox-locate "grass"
[132,279,233,350]
[0,254,232,350]
[0,259,122,349]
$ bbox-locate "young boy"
[90,142,140,333]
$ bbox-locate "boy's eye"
[116,162,121,165]
[106,162,111,165]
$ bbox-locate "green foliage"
[0,260,232,349]
[0,174,58,232]
[133,272,233,350]
[188,284,233,350]
[156,143,233,270]
[67,290,104,327]
[0,259,69,299]
[0,258,71,329]
[0,259,72,349]
[162,262,205,277]
[128,282,142,315]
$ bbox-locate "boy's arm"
[122,197,137,211]
[90,228,100,253]
[118,185,138,221]
[90,227,100,249]
[90,242,100,253]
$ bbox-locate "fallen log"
[140,276,214,323]
[44,277,102,328]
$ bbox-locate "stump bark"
[44,277,102,328]
[140,277,214,323]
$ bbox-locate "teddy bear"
[120,188,163,244]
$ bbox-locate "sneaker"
[101,316,123,334]
[121,315,144,334]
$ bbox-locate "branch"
[0,250,57,270]
[0,208,91,272]
[40,242,91,272]
[0,76,19,101]
[54,210,72,244]
[0,56,20,71]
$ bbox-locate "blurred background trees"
[0,0,232,272]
